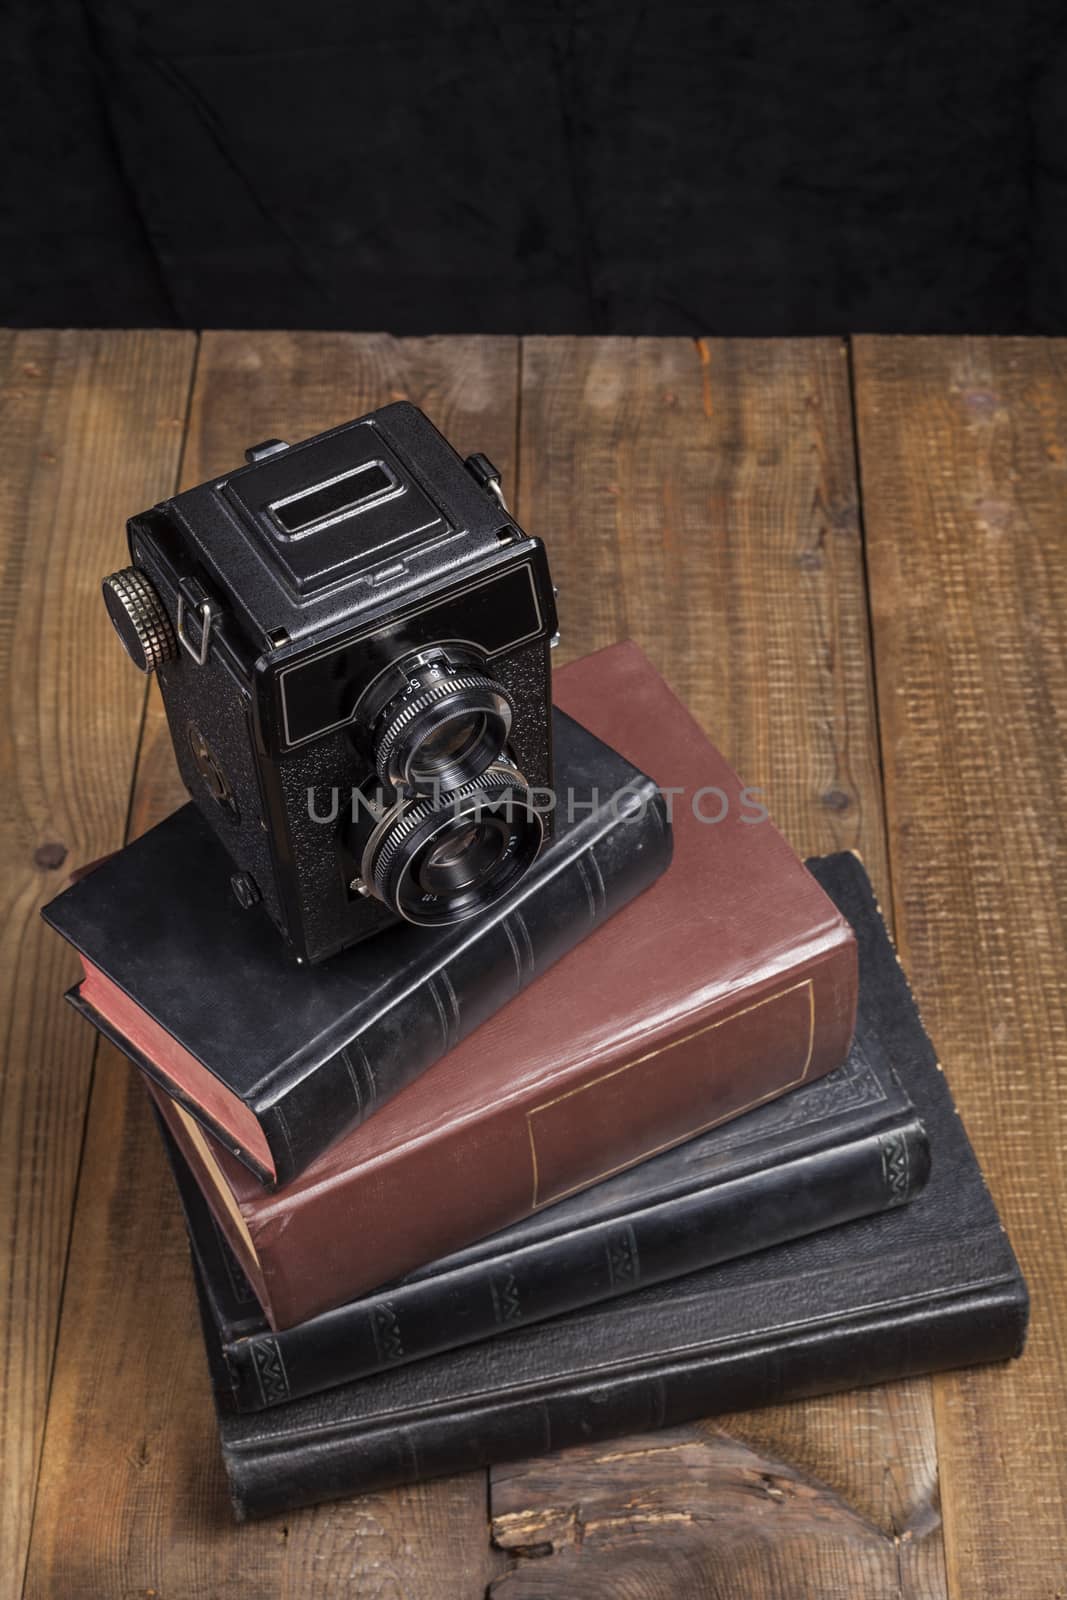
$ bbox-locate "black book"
[164,993,929,1412]
[183,851,1028,1520]
[43,708,671,1188]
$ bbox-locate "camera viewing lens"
[370,653,514,794]
[410,711,487,784]
[358,763,543,927]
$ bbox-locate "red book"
[150,642,857,1328]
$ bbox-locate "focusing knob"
[102,567,177,673]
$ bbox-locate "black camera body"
[103,403,558,964]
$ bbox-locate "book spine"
[258,924,858,1324]
[223,1116,929,1410]
[222,1283,1029,1519]
[260,777,672,1187]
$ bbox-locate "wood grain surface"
[23,333,516,1600]
[855,336,1067,1600]
[0,330,195,1600]
[4,332,1062,1598]
[491,1424,939,1599]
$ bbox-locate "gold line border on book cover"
[525,978,816,1209]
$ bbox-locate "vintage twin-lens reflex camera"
[102,403,558,964]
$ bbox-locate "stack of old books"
[43,408,1026,1521]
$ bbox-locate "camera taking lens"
[353,762,543,927]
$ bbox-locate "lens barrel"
[357,762,543,927]
[368,651,514,794]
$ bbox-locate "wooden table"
[2,333,1064,1599]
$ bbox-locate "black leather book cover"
[187,851,1028,1519]
[164,993,929,1411]
[43,707,672,1188]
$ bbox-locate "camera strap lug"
[464,452,509,513]
[176,578,219,668]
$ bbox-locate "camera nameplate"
[276,560,543,751]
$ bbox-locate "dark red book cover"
[152,641,857,1328]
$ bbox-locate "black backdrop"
[7,0,1067,333]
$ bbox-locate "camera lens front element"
[359,763,543,927]
[415,815,512,898]
[370,653,514,794]
[414,712,486,773]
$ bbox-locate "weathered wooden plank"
[854,335,1067,1599]
[23,333,516,1599]
[490,335,944,1599]
[492,1424,935,1598]
[0,329,195,1600]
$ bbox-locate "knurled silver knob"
[101,566,177,673]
